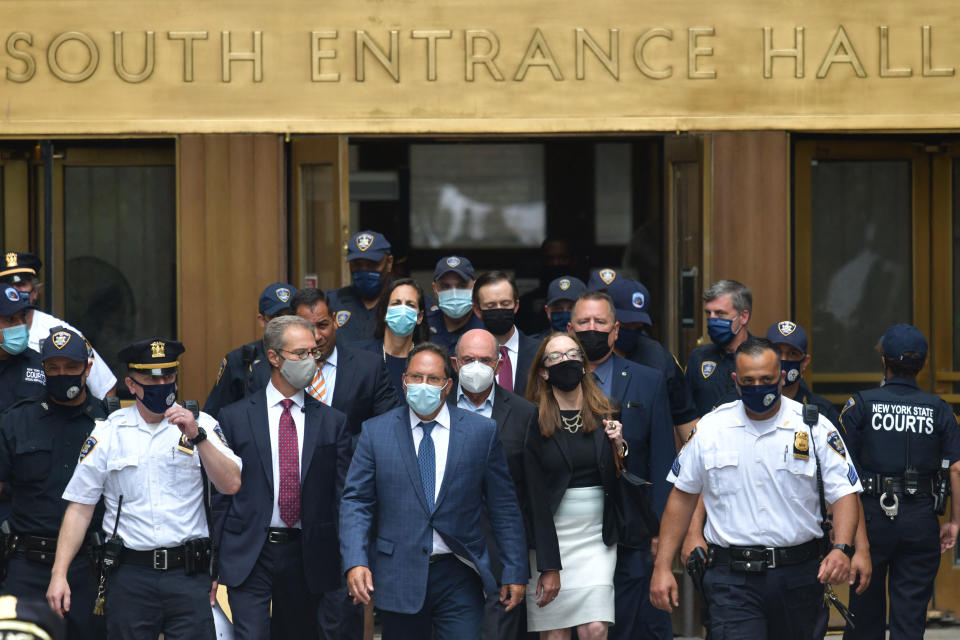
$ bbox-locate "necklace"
[560,411,583,434]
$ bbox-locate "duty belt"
[15,534,58,566]
[120,538,211,572]
[861,473,935,497]
[708,539,821,573]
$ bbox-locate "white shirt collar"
[409,402,451,431]
[502,326,519,354]
[266,379,305,409]
[324,346,338,367]
[456,381,495,408]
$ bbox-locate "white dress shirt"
[266,381,306,528]
[456,381,495,419]
[500,327,520,388]
[409,404,452,555]
[317,346,338,405]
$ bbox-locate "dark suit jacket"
[213,390,352,595]
[523,422,619,572]
[513,331,541,398]
[339,406,529,614]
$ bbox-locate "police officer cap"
[606,278,652,325]
[0,285,34,317]
[259,282,297,316]
[765,320,808,354]
[0,251,42,284]
[0,595,66,640]
[546,276,586,306]
[40,327,88,363]
[118,337,184,375]
[880,323,928,362]
[587,267,620,291]
[434,256,475,282]
[346,231,391,262]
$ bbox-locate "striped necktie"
[306,361,327,404]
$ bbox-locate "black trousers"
[317,585,362,640]
[2,550,104,640]
[105,564,215,640]
[702,557,823,640]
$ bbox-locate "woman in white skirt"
[523,332,628,640]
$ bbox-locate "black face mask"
[546,359,585,392]
[481,308,516,336]
[575,330,612,362]
[47,373,85,403]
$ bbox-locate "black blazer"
[523,419,619,572]
[514,331,541,398]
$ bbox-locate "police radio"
[184,399,200,420]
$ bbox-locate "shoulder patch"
[335,310,351,327]
[701,361,716,379]
[215,358,227,385]
[671,455,681,477]
[213,424,229,447]
[847,464,859,486]
[681,424,697,449]
[840,397,855,415]
[79,436,97,462]
[826,430,846,459]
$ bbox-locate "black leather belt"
[120,546,188,570]
[862,474,935,497]
[709,539,821,572]
[266,528,301,544]
[16,535,58,566]
[429,553,455,564]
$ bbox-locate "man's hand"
[817,549,851,585]
[46,573,71,618]
[534,570,560,608]
[939,522,959,553]
[681,530,707,565]
[346,566,374,605]
[499,584,526,611]
[649,566,679,612]
[849,548,872,595]
[166,405,199,440]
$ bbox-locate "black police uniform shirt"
[684,340,744,418]
[794,379,841,429]
[0,393,107,535]
[327,285,378,345]
[426,305,485,353]
[625,334,699,426]
[0,349,45,414]
[203,339,266,419]
[839,376,960,476]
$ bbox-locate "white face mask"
[459,360,496,394]
[280,356,317,389]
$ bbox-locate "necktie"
[278,398,301,527]
[306,361,327,404]
[418,421,437,511]
[498,345,513,391]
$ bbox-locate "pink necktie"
[278,399,300,527]
[498,345,513,391]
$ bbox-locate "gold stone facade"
[0,0,960,133]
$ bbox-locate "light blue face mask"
[437,288,474,319]
[386,305,418,338]
[0,323,29,355]
[405,382,445,415]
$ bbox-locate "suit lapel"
[552,424,573,469]
[393,410,431,514]
[330,348,354,412]
[249,392,274,493]
[610,356,629,412]
[300,399,321,480]
[491,386,511,435]
[434,409,466,512]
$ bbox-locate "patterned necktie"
[498,345,513,391]
[278,398,301,527]
[418,421,437,511]
[306,361,327,404]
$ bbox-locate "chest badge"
[177,434,196,456]
[793,431,810,460]
[701,361,716,379]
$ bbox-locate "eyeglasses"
[278,347,321,361]
[543,349,583,365]
[404,373,447,386]
[458,355,499,367]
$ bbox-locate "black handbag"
[602,440,660,548]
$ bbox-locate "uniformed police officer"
[1,252,116,399]
[651,337,862,639]
[538,275,586,339]
[685,280,753,418]
[428,256,483,353]
[46,338,242,639]
[586,266,622,291]
[327,231,394,345]
[203,282,297,418]
[840,323,960,640]
[0,285,46,412]
[0,327,105,640]
[764,321,840,427]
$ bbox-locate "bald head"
[456,329,499,362]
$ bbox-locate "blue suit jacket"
[607,355,675,516]
[213,389,352,595]
[339,405,529,614]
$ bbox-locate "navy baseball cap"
[259,282,297,316]
[434,256,475,282]
[546,276,586,306]
[587,267,620,291]
[0,285,33,317]
[346,231,391,262]
[0,251,41,284]
[880,323,928,362]
[765,321,808,354]
[607,278,652,325]
[40,327,88,363]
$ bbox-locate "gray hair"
[263,315,314,355]
[704,279,752,314]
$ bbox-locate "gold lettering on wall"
[921,25,954,77]
[221,30,263,82]
[878,26,911,77]
[411,30,452,81]
[763,26,804,78]
[167,31,209,82]
[113,31,155,83]
[687,27,716,79]
[464,29,504,81]
[311,31,339,82]
[5,32,35,83]
[47,31,99,82]
[634,28,673,79]
[355,30,400,82]
[575,28,619,80]
[515,28,563,81]
[816,26,866,78]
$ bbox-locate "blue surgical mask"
[549,310,571,333]
[781,360,803,386]
[707,317,739,347]
[738,382,781,414]
[352,270,384,299]
[405,382,445,415]
[0,324,29,356]
[385,305,418,338]
[615,327,641,353]
[134,380,178,415]
[437,288,473,319]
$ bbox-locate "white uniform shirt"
[668,396,861,548]
[265,381,305,528]
[410,404,452,555]
[28,310,117,399]
[63,404,242,551]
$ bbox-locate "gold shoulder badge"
[215,358,227,385]
[793,431,810,460]
[336,310,351,327]
[150,341,166,359]
[79,436,98,462]
[177,434,196,456]
[701,361,716,378]
[827,430,846,459]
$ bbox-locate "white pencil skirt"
[526,486,617,632]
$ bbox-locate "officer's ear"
[383,255,394,275]
[449,356,460,373]
[123,376,139,397]
[800,353,812,372]
[256,313,268,330]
